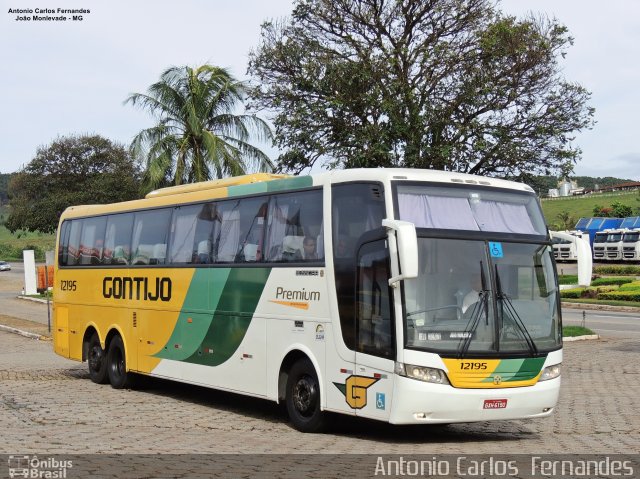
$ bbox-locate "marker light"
[395,362,450,385]
[539,364,561,381]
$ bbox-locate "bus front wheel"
[87,333,108,384]
[107,335,132,389]
[285,359,326,433]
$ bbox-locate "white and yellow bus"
[54,169,567,432]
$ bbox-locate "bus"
[53,169,570,432]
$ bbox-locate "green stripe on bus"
[227,176,313,198]
[510,357,546,381]
[481,356,546,383]
[267,176,313,192]
[184,267,271,366]
[154,268,231,361]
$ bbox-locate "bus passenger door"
[354,239,395,421]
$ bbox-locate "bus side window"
[65,220,83,267]
[332,183,386,351]
[265,189,323,262]
[79,217,107,266]
[131,209,172,265]
[356,240,394,358]
[103,213,134,265]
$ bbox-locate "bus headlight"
[539,364,561,381]
[395,362,450,385]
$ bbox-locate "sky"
[1,0,639,181]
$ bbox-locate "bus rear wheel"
[107,335,133,389]
[87,333,108,384]
[285,359,326,433]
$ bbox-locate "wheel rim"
[88,345,103,373]
[110,346,124,379]
[293,375,317,417]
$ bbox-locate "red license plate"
[483,399,508,409]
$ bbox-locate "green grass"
[0,206,55,261]
[557,275,578,285]
[541,190,640,227]
[563,326,596,337]
[562,298,640,308]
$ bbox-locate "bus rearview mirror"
[382,219,419,286]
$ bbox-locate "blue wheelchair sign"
[489,242,503,258]
[376,392,386,410]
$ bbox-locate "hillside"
[541,191,640,229]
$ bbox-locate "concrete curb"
[563,334,600,342]
[0,324,49,341]
[17,295,50,304]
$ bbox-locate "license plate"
[483,399,508,409]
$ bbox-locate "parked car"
[0,261,11,271]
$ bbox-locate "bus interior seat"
[196,240,212,263]
[243,243,259,262]
[282,235,304,261]
[151,243,167,264]
[133,244,154,265]
[112,245,129,265]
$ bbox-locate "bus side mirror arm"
[382,219,419,287]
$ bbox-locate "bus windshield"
[403,238,561,356]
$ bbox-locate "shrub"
[590,277,635,286]
[618,281,640,292]
[560,288,585,299]
[597,291,640,302]
[594,265,640,275]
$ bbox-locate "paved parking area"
[1,331,638,456]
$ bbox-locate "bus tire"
[87,333,108,384]
[285,358,326,433]
[106,335,133,389]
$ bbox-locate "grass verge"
[562,298,640,308]
[563,326,595,337]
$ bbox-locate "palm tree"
[126,65,273,188]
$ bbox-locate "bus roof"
[59,168,536,220]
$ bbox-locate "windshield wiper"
[494,265,538,356]
[457,262,489,359]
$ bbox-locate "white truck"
[622,228,640,262]
[603,228,628,261]
[592,229,614,261]
[551,230,587,262]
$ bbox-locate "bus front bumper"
[388,376,560,424]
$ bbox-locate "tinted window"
[265,190,323,262]
[104,213,134,265]
[65,220,83,266]
[169,203,220,264]
[357,240,394,358]
[132,209,172,265]
[215,197,267,263]
[79,217,107,265]
[332,183,386,350]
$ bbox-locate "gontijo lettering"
[103,276,172,301]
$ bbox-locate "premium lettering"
[275,287,320,302]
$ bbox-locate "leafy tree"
[592,204,604,216]
[0,173,11,205]
[610,201,632,218]
[553,211,576,230]
[6,135,142,234]
[126,65,273,189]
[248,0,595,175]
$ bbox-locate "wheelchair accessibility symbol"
[376,392,386,410]
[489,242,503,258]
